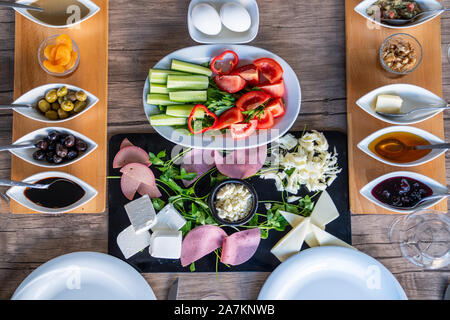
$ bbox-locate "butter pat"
[149,230,182,259]
[124,195,156,234]
[117,225,151,259]
[375,94,403,114]
[152,203,186,231]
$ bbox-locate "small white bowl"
[13,83,99,124]
[356,84,447,125]
[354,0,444,29]
[360,171,448,213]
[357,126,446,167]
[10,127,97,168]
[14,0,100,29]
[188,0,259,44]
[6,171,98,214]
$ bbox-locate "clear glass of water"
[390,210,450,269]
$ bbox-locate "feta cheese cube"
[124,195,157,234]
[149,230,182,259]
[375,94,403,114]
[151,203,186,231]
[117,225,151,259]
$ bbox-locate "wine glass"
[390,209,450,269]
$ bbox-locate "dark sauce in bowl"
[371,176,433,208]
[24,177,85,209]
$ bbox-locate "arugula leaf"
[205,80,237,115]
[190,262,196,272]
[149,151,165,166]
[152,198,165,211]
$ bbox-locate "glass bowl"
[38,34,80,77]
[379,33,423,75]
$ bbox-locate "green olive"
[51,102,60,111]
[73,100,86,113]
[37,99,51,113]
[75,91,87,102]
[45,89,58,103]
[45,110,58,120]
[67,93,77,102]
[57,86,68,97]
[58,96,65,104]
[57,108,69,119]
[60,100,74,112]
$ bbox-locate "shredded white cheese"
[215,183,253,222]
[261,131,341,194]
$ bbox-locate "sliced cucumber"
[167,75,209,90]
[149,69,190,84]
[150,83,170,94]
[147,94,180,106]
[149,114,187,126]
[166,105,204,118]
[171,59,212,77]
[169,91,207,103]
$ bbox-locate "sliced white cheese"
[310,190,339,229]
[305,232,320,248]
[124,195,157,234]
[271,218,310,262]
[375,94,403,114]
[279,210,305,228]
[152,203,186,231]
[310,224,355,249]
[149,230,182,259]
[117,225,151,259]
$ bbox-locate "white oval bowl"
[143,45,301,150]
[6,171,98,214]
[10,127,97,168]
[354,0,444,29]
[360,171,448,213]
[15,0,100,29]
[13,83,99,124]
[357,126,446,167]
[356,84,447,125]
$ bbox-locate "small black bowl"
[208,179,258,226]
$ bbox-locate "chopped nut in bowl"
[380,33,422,75]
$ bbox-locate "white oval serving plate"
[360,171,448,213]
[15,0,100,29]
[10,127,97,168]
[356,84,447,125]
[258,246,407,300]
[143,45,301,150]
[6,171,97,214]
[357,125,446,167]
[13,83,99,124]
[187,0,259,44]
[11,252,156,300]
[354,0,445,29]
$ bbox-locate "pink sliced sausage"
[214,144,267,179]
[221,228,261,266]
[120,163,161,199]
[113,146,151,169]
[181,148,215,187]
[180,225,228,267]
[137,181,162,199]
[120,138,134,149]
[120,173,141,200]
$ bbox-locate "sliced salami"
[120,173,141,201]
[181,148,215,187]
[214,144,267,179]
[120,163,161,199]
[221,228,261,266]
[119,138,134,149]
[113,145,151,169]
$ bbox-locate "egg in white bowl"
[220,2,251,32]
[191,3,222,35]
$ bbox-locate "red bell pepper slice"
[210,50,239,75]
[188,104,218,134]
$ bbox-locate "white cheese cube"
[117,225,151,259]
[124,195,157,234]
[151,203,186,231]
[375,94,403,114]
[149,230,182,259]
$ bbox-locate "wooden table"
[0,0,449,300]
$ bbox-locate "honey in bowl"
[28,0,90,27]
[368,131,431,164]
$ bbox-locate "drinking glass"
[390,210,450,269]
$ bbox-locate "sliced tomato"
[258,79,285,98]
[254,109,275,130]
[232,64,259,86]
[236,91,271,111]
[214,75,246,93]
[229,120,257,139]
[266,98,285,118]
[215,107,244,130]
[254,58,284,84]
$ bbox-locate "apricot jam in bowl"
[38,34,80,77]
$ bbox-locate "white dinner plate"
[11,252,156,300]
[258,246,407,300]
[143,45,301,150]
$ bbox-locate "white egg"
[191,3,222,36]
[220,2,251,33]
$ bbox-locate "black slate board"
[108,132,351,273]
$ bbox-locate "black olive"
[45,151,55,163]
[32,150,45,161]
[64,135,76,148]
[53,155,63,164]
[75,139,87,152]
[34,139,49,150]
[66,149,79,160]
[47,131,60,142]
[59,134,68,143]
[47,142,56,151]
[56,143,68,158]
